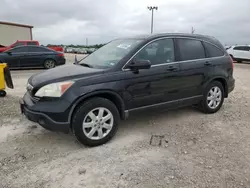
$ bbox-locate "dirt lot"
[0,61,250,188]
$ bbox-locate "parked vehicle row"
[0,46,65,69]
[65,47,96,54]
[227,45,250,62]
[0,40,64,53]
[20,33,235,147]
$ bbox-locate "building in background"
[0,21,33,46]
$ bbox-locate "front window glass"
[6,46,28,53]
[79,39,142,69]
[134,38,175,65]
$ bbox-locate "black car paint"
[0,46,65,69]
[20,33,235,132]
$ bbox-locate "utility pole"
[148,6,158,34]
[191,26,195,34]
[86,38,88,46]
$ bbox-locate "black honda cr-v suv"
[20,33,235,146]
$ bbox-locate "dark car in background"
[20,33,235,147]
[0,46,65,69]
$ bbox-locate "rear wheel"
[44,59,56,69]
[199,81,224,113]
[0,90,6,97]
[72,98,120,147]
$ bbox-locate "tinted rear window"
[177,38,205,61]
[27,42,38,45]
[203,42,224,57]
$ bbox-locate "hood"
[29,64,103,87]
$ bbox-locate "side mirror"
[128,60,151,71]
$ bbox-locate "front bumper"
[20,93,70,133]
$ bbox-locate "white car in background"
[227,45,250,62]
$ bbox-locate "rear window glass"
[177,38,205,61]
[27,42,38,45]
[203,42,224,57]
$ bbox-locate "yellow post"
[0,63,7,90]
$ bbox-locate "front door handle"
[166,66,178,71]
[204,61,212,66]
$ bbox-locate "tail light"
[57,53,64,57]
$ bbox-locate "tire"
[72,97,120,147]
[199,81,224,113]
[0,90,6,97]
[44,59,56,69]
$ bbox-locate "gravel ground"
[0,62,250,188]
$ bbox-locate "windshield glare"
[79,39,142,69]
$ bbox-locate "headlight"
[35,81,74,97]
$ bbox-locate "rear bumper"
[57,58,66,65]
[20,93,70,133]
[228,78,235,94]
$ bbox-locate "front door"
[3,47,28,68]
[123,38,182,110]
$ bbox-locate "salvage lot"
[0,58,250,187]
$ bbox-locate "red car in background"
[0,40,64,53]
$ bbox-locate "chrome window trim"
[122,36,226,71]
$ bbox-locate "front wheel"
[199,81,224,113]
[44,59,56,69]
[72,98,120,147]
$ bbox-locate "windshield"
[79,39,143,69]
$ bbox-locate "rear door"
[175,38,207,105]
[21,46,52,68]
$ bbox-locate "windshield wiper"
[79,63,93,68]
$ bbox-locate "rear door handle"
[204,61,212,66]
[166,65,178,71]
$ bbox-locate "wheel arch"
[207,77,228,98]
[44,58,56,67]
[68,90,126,128]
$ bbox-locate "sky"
[1,0,250,45]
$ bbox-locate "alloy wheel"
[82,107,114,140]
[45,60,55,69]
[207,86,222,109]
